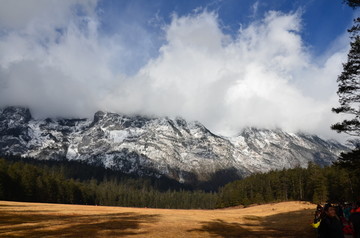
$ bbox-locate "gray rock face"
[0,107,348,183]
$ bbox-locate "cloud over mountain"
[0,1,349,140]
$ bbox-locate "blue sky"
[0,0,358,140]
[97,0,355,56]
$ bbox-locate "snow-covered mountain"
[0,106,348,184]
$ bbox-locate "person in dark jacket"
[350,201,360,238]
[318,205,344,238]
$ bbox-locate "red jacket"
[351,207,360,213]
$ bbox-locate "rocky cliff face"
[0,106,348,184]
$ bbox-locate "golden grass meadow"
[0,200,316,237]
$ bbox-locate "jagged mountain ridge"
[0,106,348,184]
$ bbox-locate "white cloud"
[105,11,348,140]
[0,0,97,30]
[250,1,260,18]
[0,4,349,140]
[0,0,114,118]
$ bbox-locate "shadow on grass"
[189,209,316,238]
[0,211,160,237]
[0,204,29,207]
[189,219,253,237]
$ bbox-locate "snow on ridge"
[108,130,129,143]
[0,107,350,183]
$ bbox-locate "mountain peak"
[1,106,32,122]
[0,107,348,186]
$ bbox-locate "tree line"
[217,162,360,208]
[0,156,217,209]
[0,155,359,209]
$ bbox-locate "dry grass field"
[0,200,316,237]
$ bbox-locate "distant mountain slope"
[0,106,348,184]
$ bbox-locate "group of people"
[313,201,360,238]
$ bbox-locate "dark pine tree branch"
[343,0,360,9]
[332,18,360,137]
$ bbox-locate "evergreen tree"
[325,166,354,202]
[333,149,360,199]
[0,159,10,200]
[332,17,360,136]
[332,2,360,176]
[334,147,360,171]
[1,156,359,209]
[307,163,328,203]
